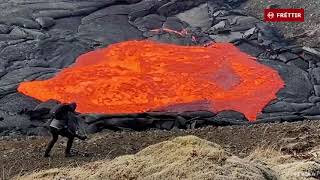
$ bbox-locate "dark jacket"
[49,104,76,131]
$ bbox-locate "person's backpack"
[50,103,72,120]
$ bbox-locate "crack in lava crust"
[18,40,284,121]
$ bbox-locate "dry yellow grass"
[17,135,320,180]
[246,146,294,166]
[275,161,320,180]
[18,136,276,180]
[246,146,320,180]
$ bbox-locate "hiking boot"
[77,135,87,141]
[65,152,75,157]
[44,153,50,158]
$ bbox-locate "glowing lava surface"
[18,40,284,121]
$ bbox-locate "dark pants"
[44,127,75,157]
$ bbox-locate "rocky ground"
[19,135,320,179]
[1,0,320,179]
[2,120,320,179]
[243,0,320,47]
[1,0,320,136]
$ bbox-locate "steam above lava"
[18,40,284,121]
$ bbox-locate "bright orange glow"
[18,40,284,121]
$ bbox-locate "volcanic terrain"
[2,121,320,179]
[0,0,320,135]
[1,0,320,179]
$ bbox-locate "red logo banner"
[264,8,304,22]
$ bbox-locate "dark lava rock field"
[0,0,320,136]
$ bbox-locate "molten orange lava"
[18,40,284,121]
